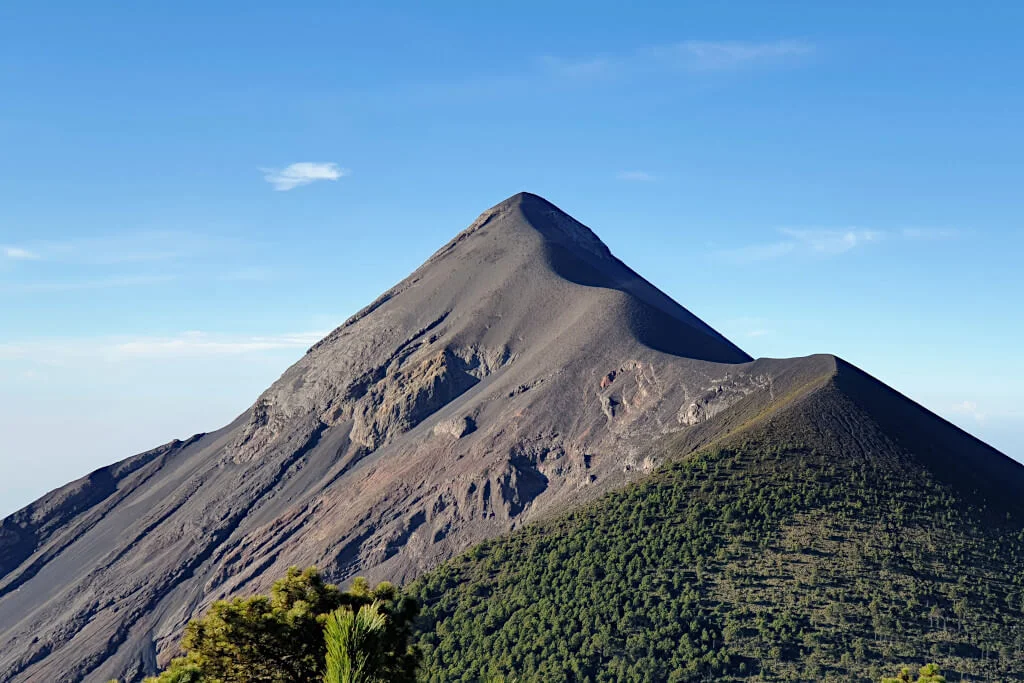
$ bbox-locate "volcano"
[1,193,1020,682]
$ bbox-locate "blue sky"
[1,1,1022,516]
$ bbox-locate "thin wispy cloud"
[716,225,960,264]
[0,330,328,363]
[779,228,885,255]
[3,246,40,261]
[262,162,350,191]
[617,171,656,182]
[654,40,814,71]
[723,316,776,339]
[2,232,228,266]
[114,331,326,357]
[0,233,271,294]
[363,38,814,109]
[544,39,814,82]
[950,400,986,423]
[1,274,177,294]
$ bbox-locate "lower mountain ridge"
[412,358,1024,681]
[0,193,1020,682]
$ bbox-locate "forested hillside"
[125,369,1024,683]
[411,378,1024,682]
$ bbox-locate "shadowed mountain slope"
[0,193,1019,682]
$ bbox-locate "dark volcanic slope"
[0,192,1014,682]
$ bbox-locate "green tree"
[323,602,387,683]
[146,567,419,683]
[881,663,946,683]
[144,662,205,683]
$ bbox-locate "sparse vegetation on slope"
[410,383,1024,682]
[128,378,1024,683]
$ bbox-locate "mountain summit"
[312,191,750,365]
[1,194,1019,682]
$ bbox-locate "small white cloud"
[950,400,986,422]
[3,246,39,260]
[722,316,775,339]
[665,40,814,71]
[262,162,350,191]
[780,228,885,254]
[714,227,884,263]
[717,224,964,263]
[617,171,655,182]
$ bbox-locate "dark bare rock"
[0,192,1016,682]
